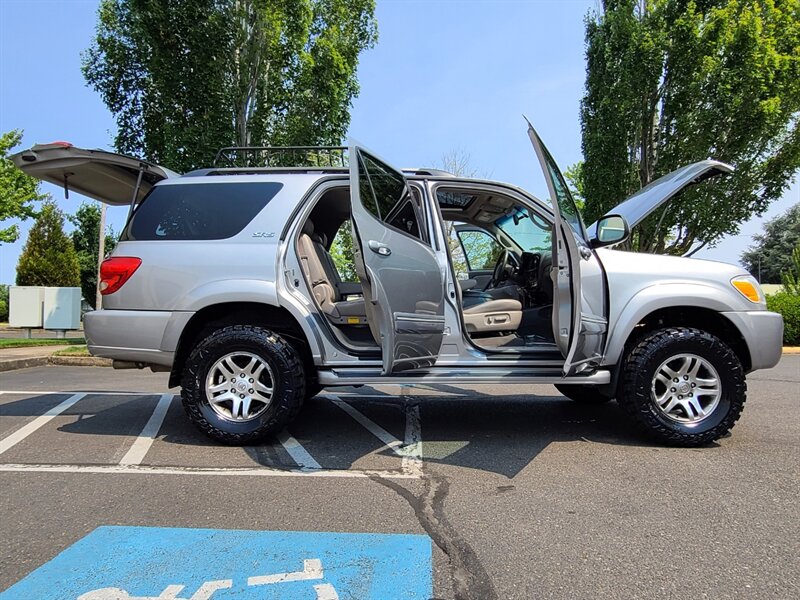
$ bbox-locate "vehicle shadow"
[0,389,709,478]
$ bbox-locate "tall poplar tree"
[578,0,800,255]
[82,0,378,173]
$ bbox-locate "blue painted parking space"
[1,526,432,600]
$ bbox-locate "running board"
[317,368,611,386]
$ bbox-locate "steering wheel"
[485,249,512,290]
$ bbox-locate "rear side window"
[121,182,283,241]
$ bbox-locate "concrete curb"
[48,355,113,368]
[0,355,113,372]
[782,347,800,355]
[0,356,50,372]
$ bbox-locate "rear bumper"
[84,309,193,367]
[722,310,784,372]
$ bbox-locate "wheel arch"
[606,305,751,375]
[168,301,316,388]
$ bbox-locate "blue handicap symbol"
[0,526,432,599]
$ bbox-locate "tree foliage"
[82,0,377,173]
[579,0,800,255]
[16,200,81,287]
[0,130,45,243]
[69,202,118,307]
[741,202,800,282]
[781,244,800,294]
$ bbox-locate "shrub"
[0,284,8,322]
[766,292,800,346]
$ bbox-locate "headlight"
[731,275,765,304]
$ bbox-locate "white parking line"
[119,394,173,466]
[0,463,415,479]
[0,393,87,456]
[327,395,406,456]
[0,390,156,396]
[277,431,322,470]
[327,394,423,477]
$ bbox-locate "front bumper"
[722,310,784,371]
[84,309,193,367]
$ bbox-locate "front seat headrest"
[302,220,315,236]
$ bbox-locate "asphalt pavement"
[0,358,798,599]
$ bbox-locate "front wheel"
[181,325,306,444]
[617,327,746,446]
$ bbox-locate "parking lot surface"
[1,358,798,599]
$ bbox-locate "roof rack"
[214,146,349,169]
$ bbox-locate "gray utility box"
[9,286,82,330]
[8,286,45,327]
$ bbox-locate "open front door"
[348,143,446,374]
[526,122,607,376]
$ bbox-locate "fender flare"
[602,283,746,366]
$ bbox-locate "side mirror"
[591,214,629,248]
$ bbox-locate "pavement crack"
[371,472,497,600]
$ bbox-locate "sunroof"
[437,190,476,209]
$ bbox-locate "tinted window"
[358,150,426,243]
[122,182,282,241]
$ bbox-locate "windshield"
[496,210,551,253]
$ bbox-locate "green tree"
[69,202,118,307]
[82,0,377,173]
[16,200,81,287]
[0,285,8,322]
[330,222,357,282]
[780,244,800,295]
[741,202,800,283]
[579,0,800,255]
[1,129,45,243]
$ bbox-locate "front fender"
[602,282,749,366]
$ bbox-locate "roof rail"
[214,146,349,168]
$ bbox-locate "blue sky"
[1,0,797,284]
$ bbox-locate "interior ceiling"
[439,191,518,225]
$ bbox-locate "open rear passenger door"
[348,143,446,374]
[526,122,607,376]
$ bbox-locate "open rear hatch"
[11,142,179,205]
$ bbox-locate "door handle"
[368,240,392,256]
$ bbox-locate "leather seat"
[463,298,522,333]
[298,221,368,325]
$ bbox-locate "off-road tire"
[618,327,746,446]
[555,384,613,404]
[181,325,306,444]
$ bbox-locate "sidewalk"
[0,345,110,372]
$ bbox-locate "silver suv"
[14,126,783,446]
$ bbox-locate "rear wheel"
[181,325,306,444]
[617,327,746,446]
[555,384,612,404]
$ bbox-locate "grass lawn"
[52,345,91,356]
[0,338,85,349]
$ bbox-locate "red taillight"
[99,257,142,295]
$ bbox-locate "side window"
[122,182,282,241]
[329,221,358,282]
[457,230,503,271]
[357,150,427,244]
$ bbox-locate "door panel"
[349,144,446,374]
[526,122,607,375]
